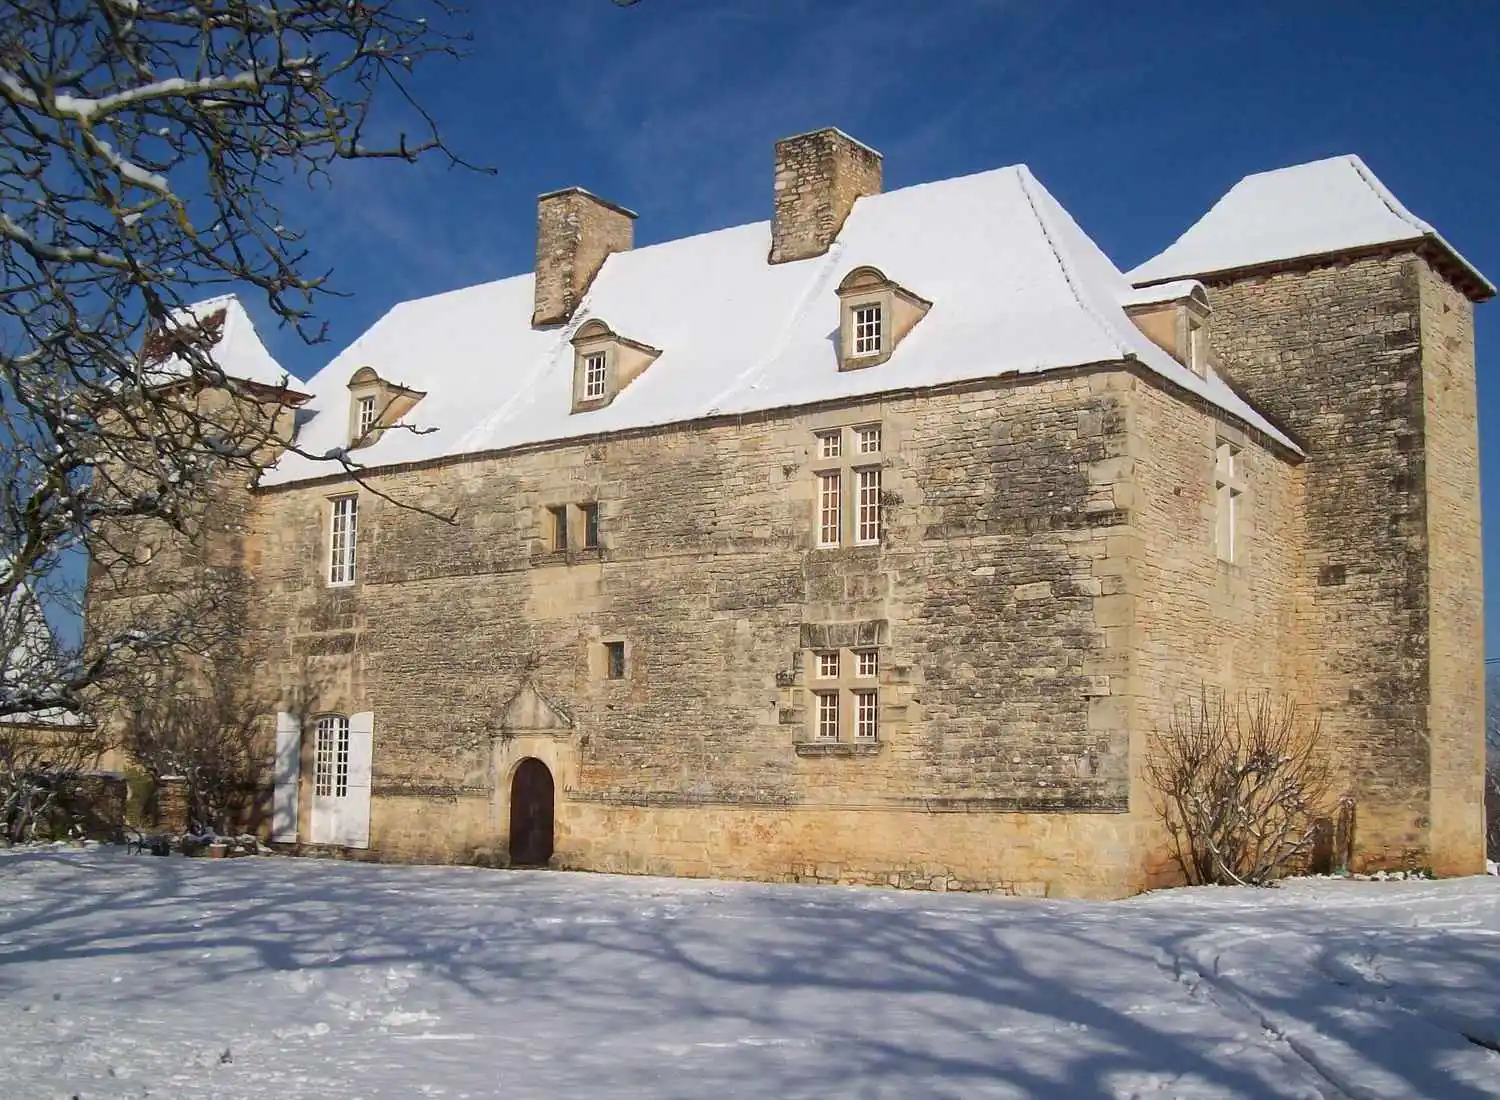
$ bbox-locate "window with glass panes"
[356,395,378,439]
[328,495,357,586]
[583,352,608,400]
[314,715,350,797]
[856,467,882,544]
[852,303,883,356]
[805,645,881,743]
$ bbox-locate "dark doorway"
[508,758,555,866]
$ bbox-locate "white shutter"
[271,712,301,842]
[342,711,374,849]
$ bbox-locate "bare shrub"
[115,664,262,836]
[0,719,108,842]
[1485,763,1499,865]
[1146,690,1335,886]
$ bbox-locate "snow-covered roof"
[265,164,1297,487]
[0,562,78,728]
[1129,155,1494,298]
[145,294,293,391]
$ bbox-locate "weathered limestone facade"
[1202,252,1486,875]
[87,138,1489,897]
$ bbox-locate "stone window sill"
[794,741,882,758]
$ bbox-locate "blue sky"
[252,0,1500,647]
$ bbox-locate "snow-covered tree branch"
[0,0,498,719]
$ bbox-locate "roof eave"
[1134,235,1494,303]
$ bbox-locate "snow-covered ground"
[1,850,1496,1099]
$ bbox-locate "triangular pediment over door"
[498,682,573,736]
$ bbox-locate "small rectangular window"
[817,472,841,547]
[328,495,358,586]
[817,651,839,679]
[816,692,840,741]
[856,467,882,545]
[582,503,600,549]
[356,395,378,439]
[584,352,608,400]
[856,650,878,679]
[549,505,569,552]
[605,641,626,680]
[853,304,883,356]
[817,430,842,460]
[856,425,882,454]
[853,691,878,741]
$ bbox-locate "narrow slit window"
[550,506,569,552]
[816,692,840,741]
[605,641,626,680]
[314,715,350,798]
[582,503,600,550]
[817,472,842,548]
[852,304,883,356]
[328,495,358,586]
[1215,441,1243,564]
[856,467,882,545]
[584,352,608,400]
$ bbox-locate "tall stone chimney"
[769,128,883,265]
[531,187,637,327]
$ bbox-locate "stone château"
[89,129,1492,897]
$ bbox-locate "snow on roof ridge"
[1014,165,1133,364]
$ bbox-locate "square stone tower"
[1131,155,1494,874]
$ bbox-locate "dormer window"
[1122,281,1213,378]
[346,366,424,449]
[835,267,930,371]
[570,319,661,413]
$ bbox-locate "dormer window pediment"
[570,318,661,413]
[1123,282,1213,378]
[835,266,931,371]
[346,366,424,448]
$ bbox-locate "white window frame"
[852,303,883,357]
[1189,323,1206,374]
[855,649,878,679]
[314,715,351,798]
[328,494,358,586]
[817,471,842,548]
[583,351,608,400]
[817,430,842,460]
[853,690,878,741]
[816,692,840,741]
[856,466,882,545]
[817,651,839,679]
[356,394,378,440]
[856,425,882,454]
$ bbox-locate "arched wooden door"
[508,758,555,866]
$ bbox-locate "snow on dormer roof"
[1128,155,1493,300]
[144,293,296,391]
[263,164,1298,487]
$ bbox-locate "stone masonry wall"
[243,370,1151,896]
[1124,375,1307,884]
[769,129,882,264]
[1417,264,1486,874]
[1204,252,1484,871]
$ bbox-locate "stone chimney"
[531,187,637,327]
[769,128,883,265]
